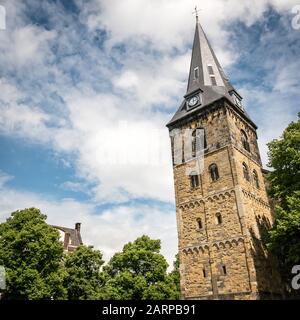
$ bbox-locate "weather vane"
[192,6,201,23]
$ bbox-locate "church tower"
[167,17,283,300]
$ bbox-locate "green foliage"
[265,113,300,291]
[267,113,300,207]
[167,254,180,299]
[64,245,105,300]
[265,192,300,283]
[0,208,180,300]
[0,208,66,299]
[103,235,180,300]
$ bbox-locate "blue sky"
[0,0,299,265]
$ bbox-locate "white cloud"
[0,22,56,67]
[0,170,13,188]
[1,0,299,204]
[62,90,175,203]
[0,79,23,103]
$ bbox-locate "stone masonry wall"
[171,101,283,299]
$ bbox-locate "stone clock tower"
[167,17,283,300]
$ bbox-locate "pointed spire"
[186,20,235,97]
[167,18,246,127]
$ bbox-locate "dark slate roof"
[52,225,83,247]
[167,20,256,129]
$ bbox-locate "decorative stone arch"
[207,196,214,203]
[198,247,205,255]
[183,204,189,210]
[231,239,238,247]
[237,237,244,245]
[219,242,226,250]
[225,241,232,249]
[212,243,219,251]
[224,191,231,198]
[187,248,193,255]
[213,195,219,202]
[193,247,199,255]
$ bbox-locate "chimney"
[64,232,70,250]
[75,222,81,233]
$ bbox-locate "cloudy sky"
[0,0,299,266]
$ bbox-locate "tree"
[264,113,300,293]
[0,208,66,299]
[266,193,300,278]
[64,245,105,299]
[143,254,180,300]
[167,254,181,299]
[267,113,300,208]
[103,235,179,299]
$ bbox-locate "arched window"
[241,130,250,152]
[253,170,260,188]
[197,218,203,229]
[216,212,222,225]
[190,172,200,189]
[203,268,207,278]
[209,163,219,181]
[243,162,250,181]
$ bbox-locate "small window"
[241,130,250,152]
[190,173,200,189]
[207,65,214,75]
[216,212,222,225]
[243,162,250,181]
[197,218,203,229]
[210,75,217,86]
[209,163,219,181]
[222,265,227,275]
[194,67,199,79]
[203,268,207,278]
[192,130,196,158]
[203,130,207,149]
[253,170,260,189]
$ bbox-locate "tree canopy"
[265,113,300,293]
[0,208,66,299]
[0,209,180,300]
[267,113,300,207]
[103,235,179,300]
[64,245,105,300]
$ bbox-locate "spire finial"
[192,6,201,23]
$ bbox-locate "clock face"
[188,95,199,107]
